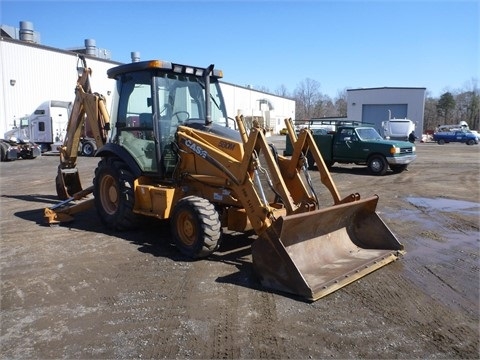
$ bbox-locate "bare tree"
[334,89,348,117]
[254,85,270,93]
[312,95,336,118]
[461,78,480,129]
[293,78,321,120]
[274,84,290,98]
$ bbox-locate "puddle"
[406,197,480,215]
[382,196,480,253]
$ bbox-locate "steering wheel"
[172,111,190,124]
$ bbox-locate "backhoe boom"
[56,56,110,200]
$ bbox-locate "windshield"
[356,127,383,141]
[155,73,227,126]
[389,122,410,134]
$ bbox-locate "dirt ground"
[1,139,479,359]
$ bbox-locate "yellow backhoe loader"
[45,59,404,301]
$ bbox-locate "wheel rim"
[371,159,381,172]
[100,174,118,215]
[176,211,196,247]
[84,144,93,155]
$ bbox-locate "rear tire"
[93,157,139,230]
[437,139,445,145]
[368,155,388,176]
[171,196,221,259]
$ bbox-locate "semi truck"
[29,100,71,152]
[381,118,416,141]
[2,116,42,160]
[5,100,101,156]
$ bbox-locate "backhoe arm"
[56,57,110,200]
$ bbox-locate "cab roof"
[107,60,223,80]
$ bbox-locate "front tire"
[390,164,408,173]
[93,157,139,230]
[306,151,316,170]
[368,155,388,176]
[171,196,221,259]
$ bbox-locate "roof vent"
[19,21,34,42]
[84,39,97,56]
[131,51,141,62]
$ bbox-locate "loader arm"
[176,116,404,300]
[176,116,328,235]
[175,125,281,234]
[241,116,356,208]
[283,118,349,204]
[56,57,110,200]
[177,115,364,234]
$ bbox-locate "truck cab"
[381,118,416,141]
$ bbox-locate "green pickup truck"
[284,125,417,175]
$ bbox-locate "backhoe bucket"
[252,195,404,301]
[55,165,83,200]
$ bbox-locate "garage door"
[362,104,408,132]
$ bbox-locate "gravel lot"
[1,139,479,359]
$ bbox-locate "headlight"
[390,146,400,154]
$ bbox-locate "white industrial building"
[0,21,295,137]
[347,87,426,133]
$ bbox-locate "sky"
[1,0,479,99]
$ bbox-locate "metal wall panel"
[1,38,295,136]
[0,39,119,136]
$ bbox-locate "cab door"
[116,74,159,174]
[333,128,363,162]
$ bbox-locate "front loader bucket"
[55,165,83,200]
[252,195,404,301]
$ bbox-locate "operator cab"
[107,60,231,178]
